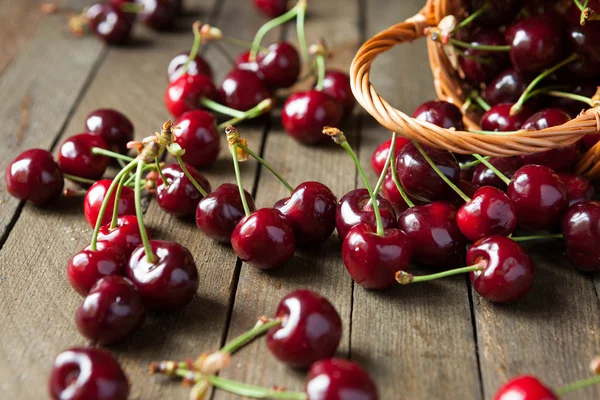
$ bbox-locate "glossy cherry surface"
[49,347,129,400]
[75,276,145,344]
[370,137,411,175]
[219,69,272,111]
[561,200,600,272]
[282,90,342,145]
[86,3,133,45]
[480,103,533,132]
[459,29,509,84]
[398,201,466,268]
[467,236,535,303]
[457,186,517,242]
[5,149,64,205]
[342,223,413,289]
[253,0,287,17]
[567,23,600,79]
[507,165,568,230]
[468,0,522,26]
[335,189,397,240]
[167,52,213,83]
[493,375,558,400]
[471,157,522,189]
[85,108,134,154]
[306,358,378,400]
[266,290,342,368]
[173,110,220,168]
[165,73,218,118]
[412,100,465,130]
[97,215,149,256]
[255,42,300,89]
[196,183,256,243]
[274,181,337,248]
[84,179,136,228]
[58,133,110,180]
[321,70,355,119]
[558,173,594,206]
[231,208,296,270]
[485,68,530,106]
[67,246,126,296]
[135,0,177,30]
[156,163,211,218]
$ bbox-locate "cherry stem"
[462,97,473,113]
[528,88,594,107]
[120,2,144,13]
[134,160,157,264]
[451,2,490,34]
[250,2,302,61]
[124,163,155,187]
[557,374,600,395]
[238,143,293,192]
[575,0,588,12]
[373,132,398,195]
[220,318,282,354]
[397,263,485,285]
[390,143,415,208]
[455,48,493,65]
[109,173,128,230]
[450,38,510,52]
[155,156,168,188]
[413,141,470,203]
[511,53,580,116]
[183,22,202,74]
[472,154,510,185]
[461,156,490,169]
[217,98,273,131]
[221,36,267,52]
[230,143,251,217]
[511,233,563,242]
[470,91,491,112]
[63,174,96,186]
[314,53,326,91]
[175,155,208,196]
[91,147,134,162]
[201,97,246,119]
[295,0,309,63]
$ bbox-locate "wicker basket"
[349,0,600,178]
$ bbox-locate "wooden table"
[0,0,599,399]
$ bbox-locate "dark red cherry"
[320,70,356,119]
[468,0,522,27]
[75,276,145,344]
[173,110,220,168]
[67,245,126,296]
[156,163,211,218]
[459,29,509,84]
[135,0,177,31]
[457,186,517,242]
[370,137,411,175]
[467,236,535,303]
[480,103,534,132]
[266,290,342,368]
[86,3,133,45]
[84,179,136,228]
[231,208,296,270]
[380,173,424,215]
[493,375,558,400]
[558,174,594,206]
[335,188,397,240]
[256,42,300,89]
[85,109,134,155]
[505,16,565,74]
[127,240,199,310]
[253,0,287,18]
[97,215,149,256]
[274,181,337,248]
[195,183,256,243]
[342,223,413,289]
[58,133,110,180]
[567,23,600,79]
[549,82,597,119]
[5,149,63,205]
[167,52,213,83]
[282,90,343,145]
[471,157,522,189]
[412,100,465,130]
[561,200,600,272]
[49,347,129,400]
[485,68,531,106]
[396,142,461,201]
[507,165,568,230]
[165,73,218,118]
[306,358,378,400]
[219,69,272,111]
[398,201,467,268]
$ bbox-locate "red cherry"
[558,173,594,206]
[550,82,597,119]
[48,347,129,400]
[173,110,220,168]
[165,73,218,118]
[320,70,356,119]
[370,137,411,175]
[195,183,256,243]
[97,215,149,256]
[412,100,465,130]
[253,0,287,18]
[156,163,211,218]
[335,188,397,240]
[231,208,296,270]
[5,149,64,205]
[467,236,535,303]
[457,186,517,242]
[75,276,145,344]
[566,23,600,79]
[266,290,342,368]
[85,109,134,155]
[84,179,136,228]
[256,42,300,89]
[480,103,534,132]
[282,90,343,145]
[471,157,522,189]
[167,52,213,83]
[274,182,337,248]
[86,3,133,45]
[459,29,509,84]
[127,240,199,310]
[485,68,531,106]
[219,69,272,111]
[493,375,558,400]
[380,173,422,215]
[561,200,600,272]
[135,0,178,31]
[58,133,110,180]
[306,358,378,400]
[468,0,522,26]
[67,245,126,296]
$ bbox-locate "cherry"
[493,375,558,400]
[173,110,220,168]
[397,201,467,267]
[412,100,465,130]
[253,0,287,18]
[49,347,129,400]
[274,181,337,248]
[219,69,272,111]
[549,82,597,119]
[282,90,343,145]
[58,133,110,180]
[505,16,565,74]
[84,179,136,228]
[395,142,461,201]
[468,0,522,27]
[266,290,342,368]
[231,208,296,270]
[86,3,133,45]
[342,223,412,289]
[561,200,600,272]
[370,137,411,175]
[127,240,199,310]
[196,183,256,243]
[306,358,378,400]
[459,29,509,84]
[75,276,145,344]
[165,73,218,118]
[5,149,64,205]
[457,186,517,241]
[507,165,568,230]
[335,189,397,240]
[135,0,177,31]
[485,68,531,106]
[471,157,522,189]
[67,245,126,296]
[97,215,149,256]
[167,52,213,83]
[480,103,534,132]
[255,42,301,89]
[85,109,134,155]
[156,163,211,218]
[558,174,594,206]
[566,23,600,79]
[320,70,355,119]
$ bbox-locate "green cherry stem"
[249,2,302,61]
[396,263,485,285]
[217,98,274,131]
[91,147,134,162]
[575,0,588,12]
[109,173,128,230]
[134,160,157,264]
[230,142,251,217]
[455,48,493,65]
[155,156,168,188]
[461,155,490,169]
[472,154,510,185]
[373,132,398,195]
[556,374,600,395]
[314,53,326,91]
[120,2,144,13]
[237,143,294,193]
[450,38,510,52]
[511,234,563,242]
[295,0,309,63]
[175,155,208,196]
[390,143,415,208]
[209,375,307,399]
[201,97,246,119]
[470,91,491,112]
[220,319,282,354]
[63,174,97,186]
[451,2,490,34]
[183,21,202,74]
[221,36,267,52]
[526,88,595,107]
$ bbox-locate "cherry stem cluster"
[217,98,274,130]
[134,160,156,263]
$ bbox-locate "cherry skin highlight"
[219,69,272,111]
[67,245,126,296]
[84,179,136,228]
[561,200,600,272]
[86,3,133,45]
[5,149,64,205]
[165,73,218,118]
[485,68,530,106]
[97,215,149,256]
[480,103,534,132]
[58,133,110,180]
[156,163,211,218]
[306,358,378,400]
[412,100,465,130]
[255,42,301,89]
[135,0,178,31]
[335,188,397,240]
[493,375,558,400]
[173,110,220,168]
[85,108,134,155]
[167,52,213,83]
